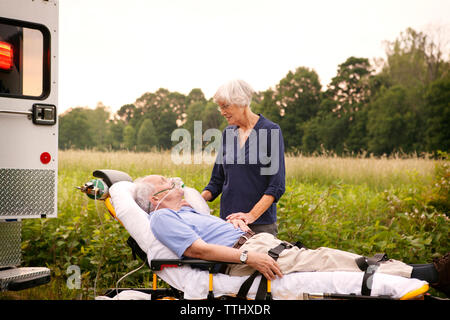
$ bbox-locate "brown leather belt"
[233,231,255,249]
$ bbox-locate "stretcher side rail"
[102,287,183,300]
[150,259,234,272]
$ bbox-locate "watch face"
[240,251,248,263]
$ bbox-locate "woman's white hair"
[213,79,254,108]
[133,177,156,214]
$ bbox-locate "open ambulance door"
[0,0,58,291]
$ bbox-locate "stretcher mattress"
[108,181,428,300]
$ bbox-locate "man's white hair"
[133,176,155,214]
[213,79,254,108]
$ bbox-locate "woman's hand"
[226,212,257,225]
[227,218,252,233]
[201,190,212,201]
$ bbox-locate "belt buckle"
[238,235,248,245]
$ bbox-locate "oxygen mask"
[170,177,184,190]
[152,177,184,212]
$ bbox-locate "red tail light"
[0,41,13,70]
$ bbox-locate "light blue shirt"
[149,206,245,258]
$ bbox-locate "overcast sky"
[58,0,449,113]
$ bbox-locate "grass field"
[1,150,448,299]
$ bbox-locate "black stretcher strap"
[268,242,293,260]
[356,253,389,296]
[256,242,293,300]
[237,270,260,299]
[256,273,269,300]
[361,266,376,296]
[127,236,149,264]
[355,253,388,272]
[237,242,294,300]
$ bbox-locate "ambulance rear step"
[0,267,51,291]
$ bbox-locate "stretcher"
[78,170,432,300]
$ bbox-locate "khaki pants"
[227,233,413,278]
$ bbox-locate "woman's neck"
[237,109,259,131]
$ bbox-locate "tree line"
[58,28,449,156]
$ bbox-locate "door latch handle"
[32,104,56,125]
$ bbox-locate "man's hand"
[246,251,283,280]
[226,212,257,225]
[227,218,252,233]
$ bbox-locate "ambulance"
[0,0,58,291]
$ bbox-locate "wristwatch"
[240,250,248,264]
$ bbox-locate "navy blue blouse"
[203,114,286,225]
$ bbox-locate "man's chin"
[180,200,191,207]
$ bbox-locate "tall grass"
[285,153,436,190]
[59,149,438,190]
[58,149,213,188]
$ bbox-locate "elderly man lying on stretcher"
[109,174,449,299]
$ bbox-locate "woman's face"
[218,102,243,126]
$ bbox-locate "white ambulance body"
[0,0,58,291]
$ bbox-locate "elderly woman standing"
[201,79,286,236]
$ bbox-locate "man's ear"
[150,196,159,206]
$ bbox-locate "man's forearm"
[185,239,240,263]
[184,239,283,280]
